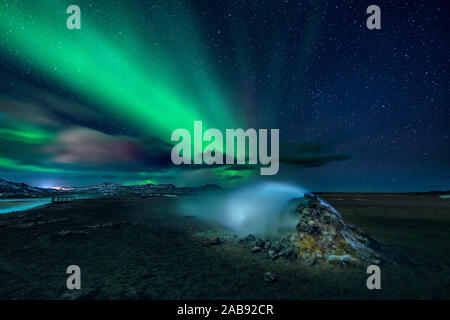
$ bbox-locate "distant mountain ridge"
[0,179,221,198]
[0,179,50,197]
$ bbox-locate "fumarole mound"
[240,194,381,267]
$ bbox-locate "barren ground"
[0,193,449,299]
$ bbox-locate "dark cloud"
[224,164,258,171]
[280,154,349,167]
[221,175,243,181]
[44,128,139,164]
[0,77,102,129]
[291,142,326,153]
[136,137,174,169]
[280,142,349,168]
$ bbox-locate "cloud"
[292,142,326,153]
[0,79,101,129]
[280,154,349,167]
[221,174,243,181]
[0,96,59,127]
[45,128,139,164]
[136,137,173,168]
[279,142,349,167]
[224,164,258,171]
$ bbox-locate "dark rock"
[304,193,316,200]
[271,241,283,252]
[263,272,276,282]
[268,249,278,260]
[313,252,324,265]
[251,246,262,253]
[209,237,221,245]
[124,287,141,299]
[17,222,36,229]
[101,222,121,228]
[86,224,100,230]
[327,254,361,267]
[302,253,315,266]
[47,217,70,224]
[60,289,98,300]
[255,238,265,248]
[32,231,47,239]
[311,225,321,235]
[239,234,256,243]
[279,247,294,258]
[296,222,312,233]
[58,230,89,237]
[246,234,256,241]
[58,230,72,236]
[101,222,114,228]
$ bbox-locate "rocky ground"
[0,194,449,299]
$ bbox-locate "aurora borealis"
[0,0,448,191]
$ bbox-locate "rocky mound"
[240,193,381,267]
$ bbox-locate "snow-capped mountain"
[0,179,221,198]
[0,179,50,197]
[59,182,220,196]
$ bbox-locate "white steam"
[179,182,307,236]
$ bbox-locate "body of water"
[0,194,100,214]
[0,198,52,214]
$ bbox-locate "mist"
[179,182,308,236]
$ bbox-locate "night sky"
[0,0,448,192]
